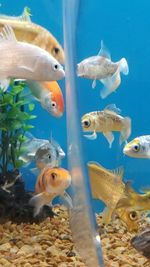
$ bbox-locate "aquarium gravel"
[0,205,149,267]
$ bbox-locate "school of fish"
[0,6,149,234]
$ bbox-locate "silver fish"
[77,40,129,99]
[123,135,150,158]
[19,134,65,170]
[0,25,65,91]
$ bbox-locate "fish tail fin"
[100,69,121,99]
[120,116,131,144]
[29,192,53,217]
[119,58,129,75]
[102,207,114,225]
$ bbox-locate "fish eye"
[54,47,60,54]
[129,211,138,220]
[48,154,51,159]
[83,119,91,128]
[133,144,140,152]
[51,101,56,108]
[51,172,57,180]
[53,64,59,71]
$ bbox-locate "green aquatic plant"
[0,81,36,175]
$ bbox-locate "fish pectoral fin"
[92,79,97,88]
[60,191,73,209]
[98,40,111,60]
[102,207,114,224]
[0,78,10,92]
[103,131,114,148]
[29,192,53,217]
[100,69,121,99]
[84,131,97,140]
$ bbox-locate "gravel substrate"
[0,205,149,267]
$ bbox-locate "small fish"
[116,182,150,212]
[77,40,129,98]
[0,7,65,64]
[0,25,65,91]
[34,140,65,171]
[19,133,65,169]
[123,135,150,158]
[131,228,150,259]
[87,161,140,231]
[29,167,71,216]
[26,80,64,117]
[81,104,131,148]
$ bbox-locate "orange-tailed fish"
[77,40,129,98]
[82,104,131,148]
[123,135,150,158]
[0,7,65,64]
[88,161,140,231]
[29,167,72,216]
[116,182,150,212]
[0,25,65,91]
[26,80,64,117]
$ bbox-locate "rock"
[0,242,11,251]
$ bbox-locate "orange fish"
[26,80,64,117]
[0,7,65,64]
[29,167,71,216]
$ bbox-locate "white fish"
[0,25,65,91]
[123,135,150,158]
[77,41,129,98]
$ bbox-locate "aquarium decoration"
[0,80,55,222]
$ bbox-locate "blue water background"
[1,0,150,212]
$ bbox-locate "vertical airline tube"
[63,1,104,267]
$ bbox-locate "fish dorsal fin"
[104,104,121,115]
[21,7,32,22]
[98,40,111,59]
[88,161,107,172]
[110,166,124,182]
[0,25,17,42]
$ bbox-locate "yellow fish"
[88,161,140,231]
[116,182,150,212]
[82,104,131,148]
[0,7,64,64]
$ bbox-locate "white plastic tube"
[63,1,104,267]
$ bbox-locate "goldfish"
[29,167,71,216]
[19,133,65,169]
[116,182,150,213]
[0,25,65,91]
[81,104,131,148]
[77,41,129,98]
[131,228,150,258]
[0,7,65,64]
[123,135,150,158]
[26,80,64,117]
[87,161,140,231]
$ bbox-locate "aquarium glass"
[0,0,149,267]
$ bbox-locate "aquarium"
[0,0,149,267]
